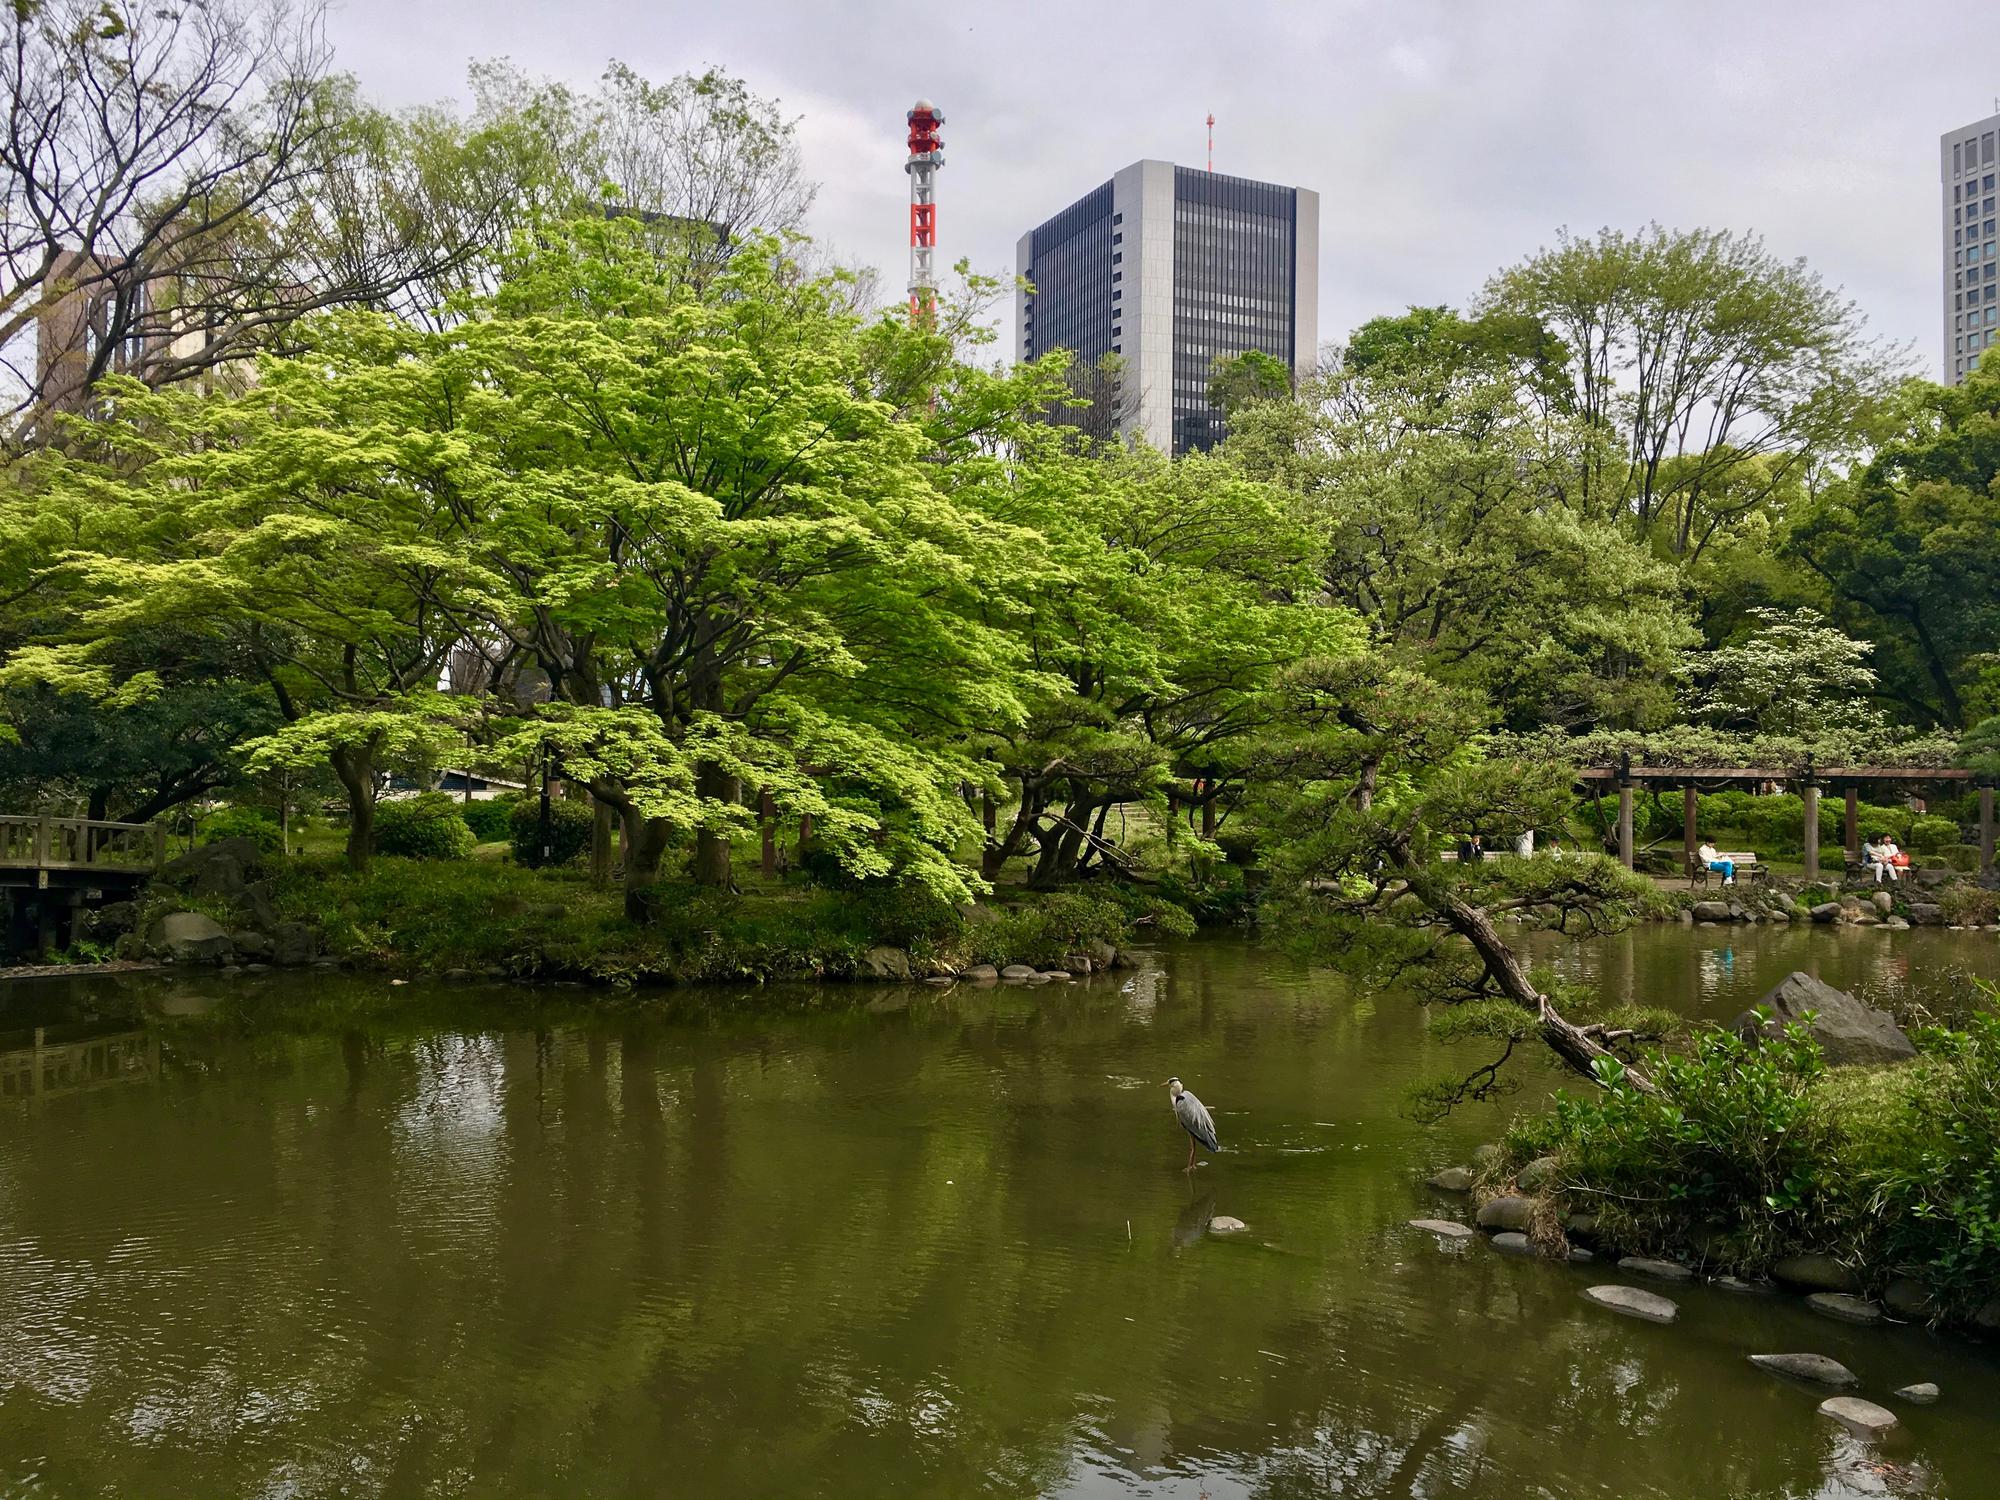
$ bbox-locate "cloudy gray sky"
[329,0,1994,378]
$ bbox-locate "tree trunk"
[693,762,738,889]
[590,797,614,887]
[623,814,672,921]
[983,778,1042,881]
[331,741,378,871]
[87,787,109,822]
[1434,884,1658,1095]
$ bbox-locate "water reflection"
[0,934,1995,1498]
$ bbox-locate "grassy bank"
[248,857,1192,985]
[1482,1000,2000,1326]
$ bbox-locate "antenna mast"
[1206,112,1215,172]
[906,100,945,323]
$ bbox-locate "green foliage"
[508,797,594,868]
[200,806,284,854]
[1581,787,1946,855]
[1784,362,2000,729]
[1685,607,1883,738]
[1940,885,2000,926]
[374,793,477,860]
[1543,1018,1839,1269]
[1846,1008,2000,1312]
[459,796,518,843]
[1906,813,1961,855]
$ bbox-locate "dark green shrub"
[1907,814,1961,854]
[374,793,477,860]
[508,796,593,867]
[461,795,518,843]
[1940,885,2000,926]
[200,806,283,854]
[1848,1008,2000,1316]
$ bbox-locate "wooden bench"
[1688,851,1759,888]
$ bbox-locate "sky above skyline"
[327,0,1997,379]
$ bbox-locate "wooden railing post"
[33,815,49,868]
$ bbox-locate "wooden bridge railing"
[0,816,165,873]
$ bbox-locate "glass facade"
[1020,183,1114,367]
[1169,167,1296,452]
[1946,119,2000,383]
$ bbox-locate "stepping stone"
[1818,1396,1899,1437]
[1749,1353,1858,1387]
[1710,1275,1770,1294]
[1893,1382,1939,1404]
[1618,1256,1693,1283]
[1207,1216,1246,1233]
[1807,1292,1884,1325]
[1427,1167,1474,1192]
[1583,1284,1678,1323]
[1490,1231,1535,1256]
[1567,1247,1595,1263]
[1409,1218,1474,1240]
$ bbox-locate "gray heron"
[1166,1076,1219,1170]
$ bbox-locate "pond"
[2,925,1997,1499]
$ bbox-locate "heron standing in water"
[1166,1076,1218,1171]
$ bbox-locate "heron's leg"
[1185,1137,1196,1172]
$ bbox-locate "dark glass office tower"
[1016,161,1318,454]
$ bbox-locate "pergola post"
[1802,783,1821,882]
[1682,785,1698,870]
[1844,786,1859,863]
[1617,782,1635,872]
[1981,784,1996,874]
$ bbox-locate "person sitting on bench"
[1697,840,1735,886]
[1862,835,1898,883]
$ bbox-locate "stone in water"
[1208,1215,1246,1233]
[1749,1353,1857,1387]
[1806,1292,1884,1325]
[1618,1256,1693,1283]
[1893,1382,1939,1404]
[1408,1218,1474,1240]
[1583,1284,1678,1323]
[1818,1396,1898,1437]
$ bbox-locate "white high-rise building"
[1015,161,1319,454]
[1943,111,2000,384]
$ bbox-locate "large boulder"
[158,837,265,899]
[147,910,231,964]
[1771,1252,1862,1293]
[1475,1195,1535,1232]
[270,921,318,967]
[1908,902,1945,927]
[1732,972,1915,1065]
[1809,901,1843,924]
[856,946,912,981]
[1690,901,1735,923]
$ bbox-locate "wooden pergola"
[1575,756,1997,879]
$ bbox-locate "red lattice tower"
[906,100,945,323]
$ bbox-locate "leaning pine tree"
[1260,657,1677,1118]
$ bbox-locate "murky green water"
[2,925,1997,1498]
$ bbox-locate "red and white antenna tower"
[1206,112,1215,172]
[905,99,945,323]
